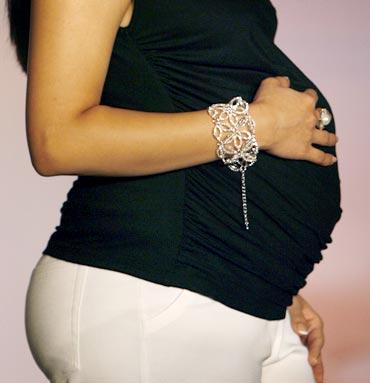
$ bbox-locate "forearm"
[40,102,273,177]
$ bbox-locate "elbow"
[31,148,62,177]
[28,127,68,177]
[33,159,59,177]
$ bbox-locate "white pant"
[25,254,316,383]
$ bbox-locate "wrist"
[249,101,277,151]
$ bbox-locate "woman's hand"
[251,76,338,166]
[288,294,325,383]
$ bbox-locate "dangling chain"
[207,96,259,230]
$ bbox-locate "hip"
[24,254,315,382]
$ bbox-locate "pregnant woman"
[8,0,342,382]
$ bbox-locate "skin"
[27,0,329,380]
[26,0,338,177]
[289,295,325,383]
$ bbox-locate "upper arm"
[26,0,130,175]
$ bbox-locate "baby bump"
[179,148,342,296]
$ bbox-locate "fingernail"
[297,324,309,335]
[331,156,337,164]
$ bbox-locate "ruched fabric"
[42,0,342,320]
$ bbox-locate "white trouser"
[25,254,316,383]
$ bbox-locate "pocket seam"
[140,284,194,334]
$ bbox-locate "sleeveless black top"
[42,0,342,320]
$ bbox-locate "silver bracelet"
[207,96,259,230]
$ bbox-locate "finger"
[311,128,338,146]
[303,146,337,166]
[312,355,324,383]
[306,328,325,365]
[262,76,290,88]
[304,88,319,105]
[277,75,290,87]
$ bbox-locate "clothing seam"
[139,280,150,383]
[71,265,88,370]
[71,267,79,369]
[270,314,285,363]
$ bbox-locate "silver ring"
[316,108,332,130]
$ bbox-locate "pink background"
[1,0,369,381]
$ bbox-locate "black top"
[42,0,342,320]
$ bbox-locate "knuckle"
[331,133,338,145]
[308,114,317,126]
[309,88,318,99]
[312,128,324,145]
[300,144,310,157]
[331,133,338,144]
[326,132,332,145]
[306,129,315,144]
[262,76,275,84]
[302,92,315,106]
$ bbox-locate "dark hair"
[6,0,31,74]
